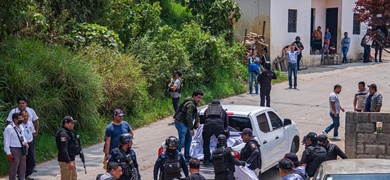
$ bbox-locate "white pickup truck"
[159,105,300,179]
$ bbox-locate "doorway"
[326,8,338,52]
[310,8,315,54]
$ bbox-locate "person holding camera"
[3,113,29,180]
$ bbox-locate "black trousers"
[297,54,302,70]
[172,97,180,112]
[202,124,224,161]
[26,141,36,177]
[215,171,234,180]
[260,86,271,107]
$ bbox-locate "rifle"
[76,135,87,174]
[372,38,390,53]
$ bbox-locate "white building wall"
[233,0,270,43]
[234,0,365,66]
[269,0,311,65]
[341,0,366,61]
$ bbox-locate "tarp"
[189,125,243,160]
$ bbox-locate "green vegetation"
[0,0,285,176]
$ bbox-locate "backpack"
[360,35,367,47]
[173,98,193,122]
[204,103,224,119]
[306,145,328,177]
[212,147,229,173]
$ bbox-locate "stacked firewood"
[242,32,269,65]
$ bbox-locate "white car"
[159,105,300,178]
[313,159,390,180]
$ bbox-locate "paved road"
[2,58,390,180]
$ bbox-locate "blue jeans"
[324,113,340,137]
[342,47,349,63]
[249,71,258,93]
[175,121,192,158]
[288,63,297,87]
[363,45,370,62]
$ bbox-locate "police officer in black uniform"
[212,134,244,180]
[109,133,141,180]
[153,136,189,180]
[317,134,347,160]
[202,99,228,165]
[56,116,79,180]
[239,128,260,173]
[300,132,328,178]
[257,61,277,107]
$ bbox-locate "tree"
[353,0,390,26]
[184,0,241,45]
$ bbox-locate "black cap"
[279,158,293,170]
[306,132,317,142]
[317,134,328,142]
[368,84,377,89]
[174,70,182,76]
[240,128,253,136]
[113,109,124,116]
[284,153,299,167]
[295,36,300,40]
[63,116,77,124]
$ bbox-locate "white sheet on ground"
[234,166,258,180]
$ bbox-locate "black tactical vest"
[212,147,229,173]
[163,154,181,180]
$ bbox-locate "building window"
[288,9,297,33]
[353,14,361,35]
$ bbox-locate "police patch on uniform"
[61,137,67,142]
[251,143,256,149]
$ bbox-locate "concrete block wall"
[345,112,390,159]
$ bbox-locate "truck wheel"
[290,136,300,153]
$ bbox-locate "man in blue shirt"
[285,43,301,89]
[248,51,260,94]
[341,32,351,63]
[103,109,133,168]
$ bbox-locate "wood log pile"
[242,32,269,65]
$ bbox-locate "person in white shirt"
[7,96,39,138]
[21,110,36,178]
[3,113,29,180]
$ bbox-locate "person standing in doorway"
[293,36,304,71]
[285,43,301,89]
[323,84,345,140]
[353,81,368,112]
[341,32,351,63]
[324,27,331,47]
[312,26,322,53]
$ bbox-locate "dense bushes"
[77,45,149,117]
[0,37,102,134]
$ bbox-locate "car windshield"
[325,173,390,180]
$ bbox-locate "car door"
[254,112,279,170]
[266,111,287,159]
